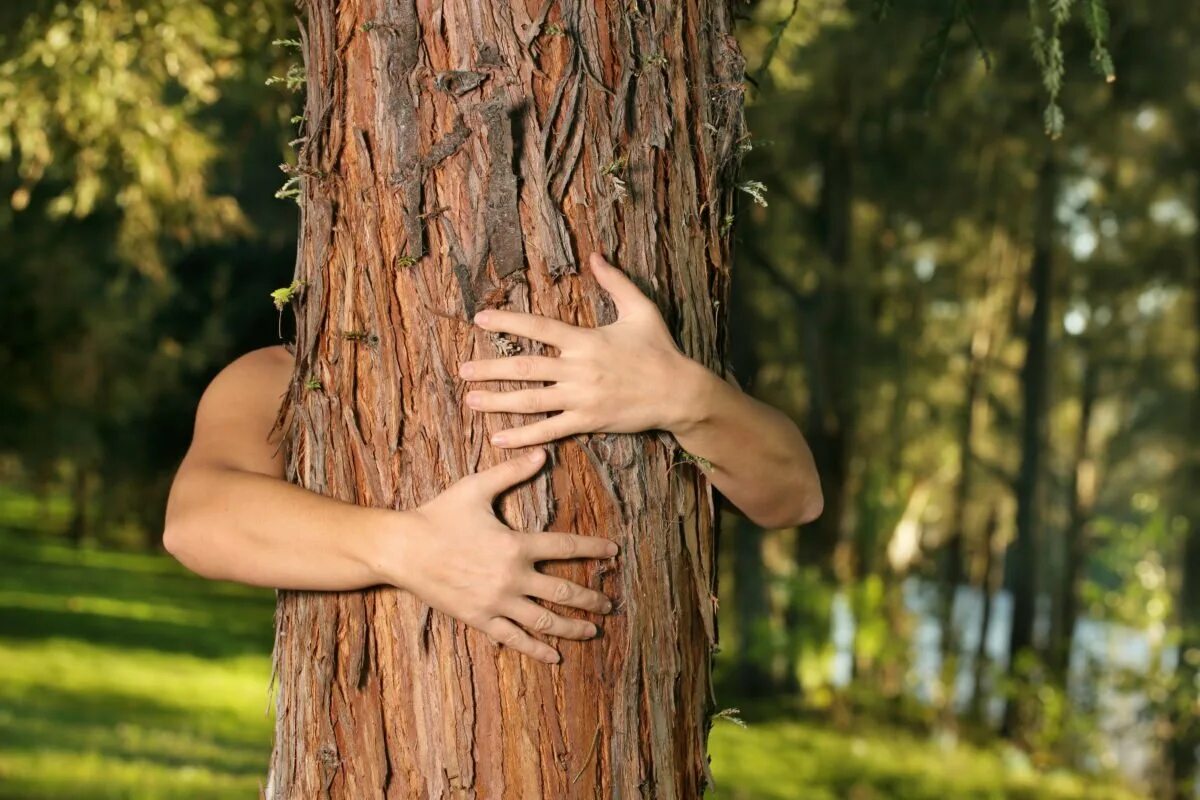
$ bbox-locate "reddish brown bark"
[267,1,746,797]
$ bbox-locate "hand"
[459,252,707,448]
[393,449,617,664]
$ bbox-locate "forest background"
[0,1,1196,798]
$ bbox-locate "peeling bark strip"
[269,1,746,797]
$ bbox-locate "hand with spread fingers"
[459,251,824,530]
[401,448,617,664]
[460,252,700,448]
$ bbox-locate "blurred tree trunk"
[1048,350,1098,679]
[939,279,995,671]
[731,516,777,696]
[266,2,746,797]
[1002,154,1057,739]
[785,62,857,693]
[65,466,91,547]
[727,261,781,697]
[1170,180,1200,798]
[968,507,1001,724]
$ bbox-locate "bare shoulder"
[206,345,295,401]
[187,346,295,474]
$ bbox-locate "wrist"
[354,507,426,589]
[663,355,720,438]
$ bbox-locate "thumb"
[589,252,650,317]
[464,449,547,500]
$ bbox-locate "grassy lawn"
[0,532,1143,799]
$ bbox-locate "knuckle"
[503,630,523,648]
[558,534,578,557]
[534,611,555,632]
[553,580,574,603]
[514,358,533,379]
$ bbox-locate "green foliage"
[0,0,261,275]
[1028,0,1116,137]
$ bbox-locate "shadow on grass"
[0,604,273,659]
[0,683,269,777]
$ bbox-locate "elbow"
[794,487,824,526]
[161,513,216,579]
[161,516,193,566]
[752,481,824,530]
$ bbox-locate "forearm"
[670,362,823,529]
[163,462,399,591]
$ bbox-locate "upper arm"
[179,346,294,479]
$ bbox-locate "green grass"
[0,532,1143,799]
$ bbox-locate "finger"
[491,413,586,448]
[505,599,598,640]
[589,252,653,317]
[459,355,565,383]
[460,449,547,499]
[474,309,581,347]
[524,571,614,615]
[467,388,568,415]
[484,617,560,664]
[522,531,620,562]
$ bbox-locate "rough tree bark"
[267,1,746,797]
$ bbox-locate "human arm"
[163,347,616,663]
[458,253,823,529]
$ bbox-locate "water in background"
[830,578,1181,787]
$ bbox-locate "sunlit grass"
[707,715,1142,800]
[0,530,1144,799]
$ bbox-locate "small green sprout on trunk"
[712,707,747,728]
[305,377,323,391]
[738,180,768,208]
[270,280,307,339]
[270,280,306,311]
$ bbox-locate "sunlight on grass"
[707,717,1143,800]
[0,639,273,800]
[0,530,1145,799]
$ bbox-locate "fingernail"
[527,449,545,463]
[546,651,561,664]
[474,310,492,325]
[459,362,475,378]
[466,392,481,408]
[586,623,598,638]
[602,600,613,614]
[605,541,619,556]
[492,433,509,446]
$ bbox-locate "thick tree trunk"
[267,2,745,797]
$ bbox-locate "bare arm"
[163,346,616,663]
[459,252,823,529]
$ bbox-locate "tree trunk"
[938,296,992,672]
[1002,153,1056,739]
[968,507,1000,724]
[1170,176,1200,799]
[1049,349,1097,679]
[267,2,746,797]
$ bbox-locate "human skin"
[163,252,822,663]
